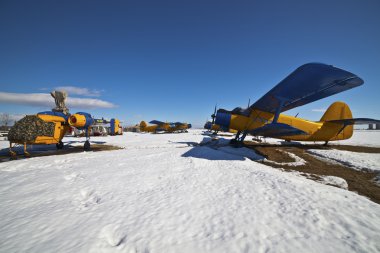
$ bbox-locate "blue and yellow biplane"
[140,120,191,133]
[8,112,122,157]
[7,90,122,157]
[214,63,380,146]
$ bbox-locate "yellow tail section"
[140,121,147,130]
[319,101,353,141]
[320,101,352,122]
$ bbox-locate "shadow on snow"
[179,137,264,161]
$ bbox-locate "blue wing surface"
[248,123,307,137]
[149,120,165,125]
[250,63,364,114]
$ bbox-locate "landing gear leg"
[323,141,329,146]
[230,131,247,148]
[9,143,16,158]
[230,131,241,145]
[56,141,64,149]
[23,142,30,158]
[84,140,91,151]
[84,128,91,151]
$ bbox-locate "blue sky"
[0,0,379,127]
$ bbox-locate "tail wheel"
[84,140,91,151]
[56,141,64,149]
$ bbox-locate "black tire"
[84,141,91,151]
[230,139,243,148]
[56,141,64,149]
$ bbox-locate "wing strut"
[272,97,287,123]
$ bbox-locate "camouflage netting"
[8,115,55,143]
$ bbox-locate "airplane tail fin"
[320,101,353,122]
[319,101,353,140]
[140,121,147,130]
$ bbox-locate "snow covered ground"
[337,130,380,147]
[1,130,380,253]
[261,130,380,147]
[308,149,380,172]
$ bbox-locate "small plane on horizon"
[140,120,191,133]
[214,63,380,146]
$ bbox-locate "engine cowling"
[68,112,94,129]
[215,110,231,130]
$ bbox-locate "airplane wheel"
[9,150,17,159]
[84,141,91,151]
[56,141,64,149]
[230,139,243,148]
[233,142,243,148]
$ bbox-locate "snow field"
[308,149,380,172]
[0,130,380,252]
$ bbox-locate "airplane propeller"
[211,104,217,124]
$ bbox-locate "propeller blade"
[211,104,217,124]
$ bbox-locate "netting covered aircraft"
[214,63,380,146]
[7,91,121,157]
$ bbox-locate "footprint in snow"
[64,172,79,181]
[75,188,101,209]
[100,224,125,247]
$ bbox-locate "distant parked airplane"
[140,120,191,133]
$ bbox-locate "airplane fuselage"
[220,109,353,142]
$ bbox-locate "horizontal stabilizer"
[93,118,110,124]
[326,118,380,125]
[249,123,307,137]
[250,63,364,114]
[149,120,165,125]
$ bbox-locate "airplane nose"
[69,116,77,124]
[215,111,231,129]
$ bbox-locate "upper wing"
[149,120,165,125]
[250,63,364,114]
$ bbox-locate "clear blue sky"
[1,0,379,127]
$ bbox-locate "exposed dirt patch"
[330,145,380,153]
[0,144,122,162]
[245,142,380,204]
